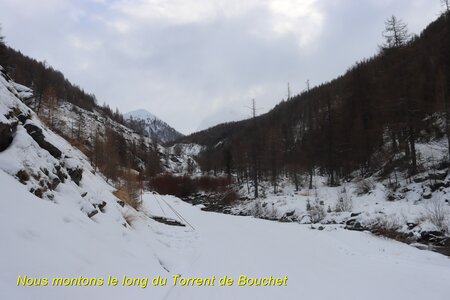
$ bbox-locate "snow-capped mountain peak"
[124,109,158,121]
[124,109,183,144]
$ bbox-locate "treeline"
[181,13,450,194]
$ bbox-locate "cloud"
[266,0,324,46]
[0,0,443,134]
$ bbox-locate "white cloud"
[0,0,443,133]
[266,0,324,46]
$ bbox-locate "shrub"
[355,178,375,195]
[425,198,449,233]
[335,187,353,212]
[371,217,410,243]
[150,174,233,198]
[197,176,232,192]
[150,174,197,198]
[220,190,239,206]
[122,211,138,227]
[251,200,263,217]
[308,199,326,223]
[113,188,141,210]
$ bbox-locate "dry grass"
[113,188,142,210]
[371,217,411,244]
[122,211,138,227]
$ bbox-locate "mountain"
[124,109,183,144]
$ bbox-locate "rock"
[318,226,325,231]
[352,221,364,231]
[24,124,62,158]
[346,218,356,226]
[285,210,295,217]
[81,192,88,198]
[67,167,83,185]
[345,219,365,231]
[418,231,445,244]
[16,169,30,184]
[430,182,446,192]
[170,156,180,163]
[97,201,107,212]
[350,212,361,218]
[56,169,66,183]
[117,200,125,207]
[17,113,30,124]
[422,192,432,200]
[0,122,14,151]
[34,188,44,198]
[413,176,428,183]
[410,243,430,251]
[49,177,60,190]
[429,171,447,181]
[407,222,418,230]
[87,209,99,218]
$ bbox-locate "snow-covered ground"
[231,173,450,236]
[2,185,450,300]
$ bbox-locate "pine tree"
[382,15,411,49]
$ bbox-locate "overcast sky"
[0,0,443,134]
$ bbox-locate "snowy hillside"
[124,109,183,144]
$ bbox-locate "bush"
[371,217,410,243]
[113,188,141,210]
[355,179,375,195]
[197,176,232,192]
[335,187,353,212]
[307,199,326,223]
[221,190,239,206]
[150,174,197,198]
[150,174,233,198]
[425,198,449,233]
[251,199,263,217]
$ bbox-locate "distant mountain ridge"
[124,109,183,144]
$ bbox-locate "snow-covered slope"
[124,109,183,144]
[0,66,176,299]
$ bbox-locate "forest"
[178,12,450,197]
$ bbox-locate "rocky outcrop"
[0,122,14,151]
[67,167,83,185]
[24,124,62,159]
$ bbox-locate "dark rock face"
[24,124,62,159]
[0,122,14,151]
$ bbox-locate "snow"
[124,109,158,121]
[2,181,450,300]
[124,109,183,143]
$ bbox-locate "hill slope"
[178,12,450,187]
